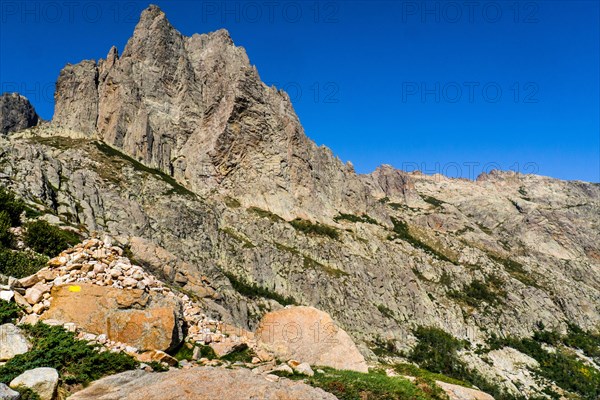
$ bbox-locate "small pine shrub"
[0,187,25,226]
[0,211,15,248]
[289,218,339,240]
[0,323,137,385]
[13,386,41,400]
[23,220,81,257]
[0,248,48,279]
[0,300,23,324]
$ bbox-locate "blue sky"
[1,1,598,182]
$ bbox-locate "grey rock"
[0,383,20,400]
[0,93,39,134]
[9,367,59,400]
[0,323,31,361]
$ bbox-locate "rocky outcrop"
[9,367,59,400]
[68,367,339,400]
[42,283,183,352]
[256,306,369,372]
[0,93,39,134]
[0,323,31,361]
[436,381,495,400]
[52,5,372,222]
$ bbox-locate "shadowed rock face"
[0,93,39,134]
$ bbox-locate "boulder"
[0,383,20,400]
[41,283,183,352]
[436,381,495,400]
[9,367,59,400]
[0,323,31,361]
[0,291,14,302]
[256,306,368,373]
[136,350,178,367]
[69,367,338,400]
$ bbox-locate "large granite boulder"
[256,306,368,372]
[68,367,338,400]
[0,323,31,361]
[9,367,59,400]
[41,283,183,352]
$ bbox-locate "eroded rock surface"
[68,367,338,400]
[0,93,39,134]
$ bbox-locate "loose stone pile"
[4,237,241,353]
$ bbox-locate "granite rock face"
[68,367,339,400]
[52,5,370,222]
[0,93,39,134]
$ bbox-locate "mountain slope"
[1,5,599,398]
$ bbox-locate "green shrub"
[195,344,217,360]
[224,272,297,306]
[0,248,48,279]
[334,213,378,225]
[388,218,456,264]
[23,220,80,257]
[247,207,284,222]
[409,327,521,400]
[488,328,600,399]
[0,300,23,324]
[147,361,169,372]
[13,386,41,400]
[409,326,468,376]
[0,211,15,248]
[282,367,447,400]
[289,218,339,240]
[0,187,25,226]
[0,323,138,385]
[448,279,505,308]
[220,345,254,363]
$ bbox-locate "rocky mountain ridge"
[1,4,599,399]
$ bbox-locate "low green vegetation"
[0,248,48,279]
[223,271,297,306]
[13,386,41,400]
[0,323,137,385]
[0,187,26,226]
[388,218,456,264]
[23,220,81,258]
[334,213,378,225]
[488,325,600,399]
[220,345,255,363]
[220,227,255,248]
[448,277,506,308]
[247,206,284,222]
[409,326,521,400]
[0,211,15,247]
[279,367,448,400]
[0,299,22,324]
[376,304,395,319]
[391,363,471,387]
[147,361,169,372]
[94,141,194,197]
[487,253,539,288]
[289,218,339,240]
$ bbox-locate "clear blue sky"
[1,1,598,182]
